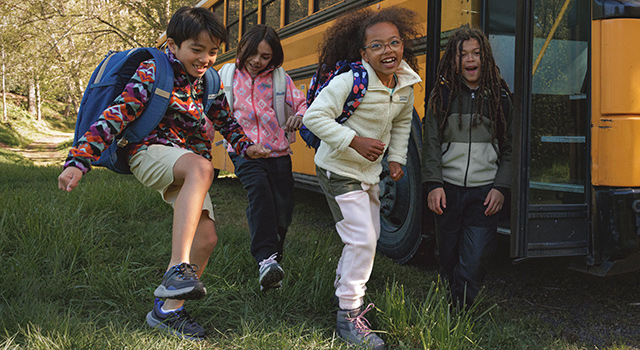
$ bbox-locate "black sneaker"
[146,298,206,341]
[154,263,206,300]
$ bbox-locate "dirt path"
[2,131,73,166]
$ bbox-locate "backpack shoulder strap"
[218,63,235,114]
[272,67,288,127]
[118,47,173,146]
[202,68,221,114]
[334,61,367,124]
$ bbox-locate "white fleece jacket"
[303,60,421,185]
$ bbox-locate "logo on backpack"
[299,61,368,150]
[73,47,220,174]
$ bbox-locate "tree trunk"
[36,80,41,121]
[165,0,171,25]
[2,44,6,122]
[28,78,37,116]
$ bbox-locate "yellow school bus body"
[157,0,640,274]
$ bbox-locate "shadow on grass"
[0,122,31,148]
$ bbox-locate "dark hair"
[236,24,284,71]
[316,7,421,81]
[166,7,228,48]
[429,27,511,141]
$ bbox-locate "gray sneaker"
[336,303,385,349]
[258,253,284,291]
[154,263,206,300]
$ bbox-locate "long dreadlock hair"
[429,27,511,143]
[315,6,422,86]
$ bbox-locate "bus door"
[507,0,592,259]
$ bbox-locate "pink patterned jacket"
[221,65,307,157]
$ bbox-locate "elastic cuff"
[493,186,509,196]
[425,182,443,193]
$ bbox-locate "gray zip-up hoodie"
[421,82,513,191]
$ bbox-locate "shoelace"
[175,262,199,280]
[346,303,375,336]
[258,253,279,269]
[173,308,199,327]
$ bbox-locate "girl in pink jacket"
[211,24,307,291]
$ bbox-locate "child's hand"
[283,115,303,132]
[427,187,446,215]
[483,188,504,216]
[388,161,404,181]
[349,135,385,162]
[246,144,271,159]
[58,167,83,192]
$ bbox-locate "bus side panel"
[592,19,640,187]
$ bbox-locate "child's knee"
[188,157,215,182]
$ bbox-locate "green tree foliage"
[0,0,194,120]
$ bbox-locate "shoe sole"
[146,311,204,342]
[259,268,284,291]
[154,285,207,300]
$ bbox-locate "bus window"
[211,2,224,20]
[243,0,259,34]
[227,1,240,50]
[286,0,308,24]
[529,0,590,205]
[262,0,280,29]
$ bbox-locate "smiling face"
[243,40,273,78]
[457,38,482,89]
[167,31,221,78]
[360,21,404,87]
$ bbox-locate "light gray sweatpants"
[316,166,380,310]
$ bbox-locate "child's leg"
[167,152,215,267]
[434,183,464,286]
[164,211,217,310]
[230,153,292,264]
[455,184,498,306]
[334,183,380,310]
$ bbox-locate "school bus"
[159,0,640,276]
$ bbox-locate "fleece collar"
[165,46,203,87]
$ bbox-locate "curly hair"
[316,6,422,84]
[429,27,511,142]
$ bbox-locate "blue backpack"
[300,61,368,150]
[73,47,221,174]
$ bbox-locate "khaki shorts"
[129,144,215,221]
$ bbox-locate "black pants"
[435,182,498,307]
[229,153,294,264]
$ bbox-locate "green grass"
[1,109,637,349]
[0,164,494,349]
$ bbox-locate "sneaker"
[258,253,284,291]
[146,298,206,341]
[336,303,385,350]
[154,263,206,300]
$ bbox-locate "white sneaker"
[258,253,284,291]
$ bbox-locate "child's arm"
[484,92,514,216]
[59,61,157,191]
[282,74,307,133]
[421,90,447,214]
[205,90,270,158]
[492,94,514,191]
[303,74,358,151]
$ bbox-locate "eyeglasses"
[362,39,403,54]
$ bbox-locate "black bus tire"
[377,112,424,264]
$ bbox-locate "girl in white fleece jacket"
[302,7,421,350]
